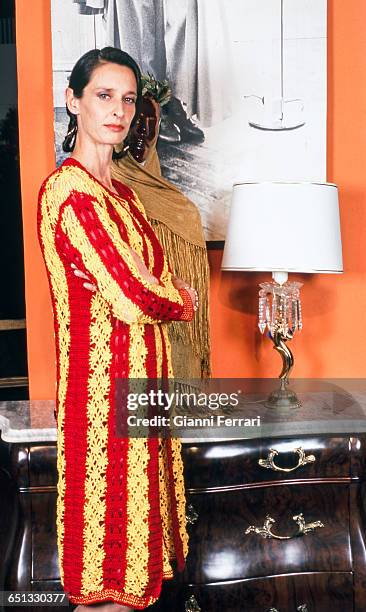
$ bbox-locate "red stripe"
[144,325,157,379]
[111,178,135,202]
[159,326,169,379]
[115,190,165,279]
[55,235,92,595]
[105,197,130,245]
[103,319,130,592]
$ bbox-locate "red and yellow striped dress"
[37,157,193,609]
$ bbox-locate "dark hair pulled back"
[62,47,142,160]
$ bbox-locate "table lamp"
[221,182,343,409]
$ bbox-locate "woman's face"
[67,61,138,147]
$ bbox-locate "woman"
[38,47,197,611]
[111,90,211,379]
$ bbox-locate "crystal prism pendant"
[258,280,303,337]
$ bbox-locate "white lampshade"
[222,182,343,273]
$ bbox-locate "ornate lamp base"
[264,378,301,410]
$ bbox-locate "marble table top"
[2,382,366,444]
[0,400,56,442]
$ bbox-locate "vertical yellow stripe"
[157,326,189,562]
[153,325,173,572]
[55,334,68,587]
[40,182,71,585]
[124,438,150,595]
[144,232,155,274]
[124,323,150,595]
[160,325,174,377]
[81,294,112,593]
[169,438,189,560]
[158,440,175,567]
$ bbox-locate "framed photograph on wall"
[51,0,327,244]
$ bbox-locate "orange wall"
[16,1,56,399]
[16,1,366,399]
[207,1,366,378]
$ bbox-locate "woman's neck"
[71,141,117,193]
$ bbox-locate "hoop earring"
[66,124,77,138]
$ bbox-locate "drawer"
[182,572,353,612]
[0,442,30,488]
[185,483,351,583]
[29,444,57,487]
[0,468,19,585]
[31,492,59,581]
[30,580,64,593]
[183,437,350,491]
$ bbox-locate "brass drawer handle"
[186,503,199,525]
[245,513,324,540]
[258,447,316,473]
[268,606,308,612]
[185,594,201,611]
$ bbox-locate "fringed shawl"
[111,145,211,377]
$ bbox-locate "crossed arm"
[59,193,198,324]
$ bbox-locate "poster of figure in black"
[51,0,327,241]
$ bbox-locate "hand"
[71,249,159,290]
[71,263,97,291]
[171,275,189,290]
[172,276,199,312]
[71,264,132,323]
[128,247,159,285]
[185,287,199,312]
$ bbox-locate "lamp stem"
[265,330,301,409]
[272,270,288,285]
[271,328,294,380]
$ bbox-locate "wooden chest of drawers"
[2,398,366,612]
[177,436,365,612]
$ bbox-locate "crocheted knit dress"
[37,157,193,609]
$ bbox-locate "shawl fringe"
[151,220,211,377]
